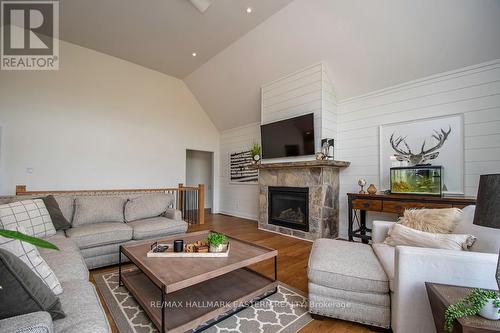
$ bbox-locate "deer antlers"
[390,126,452,165]
[422,127,452,155]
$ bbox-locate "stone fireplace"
[257,160,350,240]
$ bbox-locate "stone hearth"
[256,160,350,240]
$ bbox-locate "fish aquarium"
[390,166,442,196]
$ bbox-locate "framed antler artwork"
[379,114,464,195]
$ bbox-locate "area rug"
[94,269,312,333]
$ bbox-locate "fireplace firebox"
[268,186,309,232]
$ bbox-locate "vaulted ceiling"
[59,0,500,130]
[185,0,500,129]
[59,0,293,78]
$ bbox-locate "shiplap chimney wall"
[219,59,500,235]
[336,60,500,237]
[260,63,337,159]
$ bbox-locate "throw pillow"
[398,208,463,233]
[0,227,63,295]
[124,193,174,222]
[0,199,56,238]
[72,196,126,227]
[384,223,476,251]
[0,248,65,320]
[42,195,71,230]
[53,196,75,224]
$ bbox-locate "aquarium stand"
[347,193,476,243]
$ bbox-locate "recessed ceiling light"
[192,52,197,57]
[246,7,252,13]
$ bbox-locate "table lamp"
[472,174,500,289]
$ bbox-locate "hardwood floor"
[89,213,377,333]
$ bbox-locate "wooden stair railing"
[15,183,205,225]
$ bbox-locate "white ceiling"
[185,0,500,130]
[59,0,294,78]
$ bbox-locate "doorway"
[186,149,213,212]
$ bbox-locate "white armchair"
[372,205,500,333]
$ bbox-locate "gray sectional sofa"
[0,192,188,333]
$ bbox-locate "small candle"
[173,240,184,252]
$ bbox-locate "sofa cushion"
[384,223,476,251]
[0,248,65,321]
[42,248,88,283]
[124,193,174,222]
[53,196,75,224]
[398,207,462,233]
[38,231,80,256]
[72,196,126,227]
[65,222,132,249]
[43,195,72,230]
[0,199,56,238]
[308,239,389,294]
[372,243,395,291]
[454,205,500,253]
[128,216,187,240]
[0,227,63,295]
[54,280,110,333]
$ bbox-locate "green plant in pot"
[0,229,59,250]
[250,143,261,164]
[444,289,500,331]
[207,232,228,253]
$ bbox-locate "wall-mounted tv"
[261,113,315,159]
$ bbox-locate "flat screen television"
[261,113,315,159]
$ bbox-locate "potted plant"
[207,232,228,253]
[250,143,261,164]
[0,229,58,250]
[444,288,500,332]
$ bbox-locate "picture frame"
[379,114,464,195]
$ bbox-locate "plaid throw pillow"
[0,199,56,238]
[0,226,63,295]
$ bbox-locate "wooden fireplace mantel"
[253,160,350,170]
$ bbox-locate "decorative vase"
[209,243,228,253]
[479,299,500,320]
[367,184,377,195]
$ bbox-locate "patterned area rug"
[94,269,312,333]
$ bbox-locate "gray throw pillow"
[124,193,174,222]
[0,248,65,320]
[42,195,71,230]
[72,196,126,227]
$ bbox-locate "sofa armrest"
[392,246,498,333]
[0,312,54,333]
[163,208,182,221]
[372,221,395,244]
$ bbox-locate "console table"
[347,192,476,243]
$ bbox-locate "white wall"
[0,40,221,213]
[219,123,260,220]
[219,59,500,234]
[322,69,337,142]
[186,150,213,209]
[261,63,337,159]
[336,59,500,238]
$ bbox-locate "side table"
[426,282,500,333]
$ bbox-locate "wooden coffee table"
[119,230,278,333]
